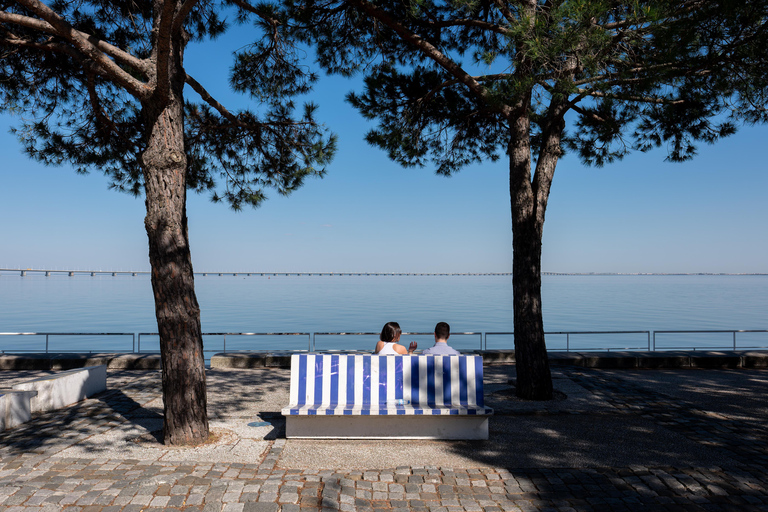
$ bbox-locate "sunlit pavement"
[1,364,767,511]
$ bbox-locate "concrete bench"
[281,354,493,439]
[11,364,107,414]
[0,390,37,430]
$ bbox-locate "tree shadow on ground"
[441,366,768,512]
[204,367,291,419]
[0,370,164,456]
[0,388,161,456]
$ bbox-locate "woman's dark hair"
[380,321,402,343]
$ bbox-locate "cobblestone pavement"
[1,366,767,511]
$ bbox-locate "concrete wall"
[0,391,35,430]
[12,365,107,413]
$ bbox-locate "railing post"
[46,334,49,353]
[223,334,226,353]
[647,331,651,351]
[733,331,737,350]
[311,333,315,352]
[138,333,141,354]
[566,333,570,352]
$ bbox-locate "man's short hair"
[435,321,450,340]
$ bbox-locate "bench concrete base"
[12,365,107,413]
[286,414,489,440]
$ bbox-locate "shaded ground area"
[0,364,767,511]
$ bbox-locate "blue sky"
[1,23,767,275]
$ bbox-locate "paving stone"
[2,366,768,512]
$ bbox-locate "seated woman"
[374,321,417,355]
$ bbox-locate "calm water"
[1,273,767,354]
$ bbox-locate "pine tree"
[0,0,335,443]
[288,0,768,399]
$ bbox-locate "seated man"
[421,321,460,355]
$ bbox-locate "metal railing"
[312,332,484,352]
[484,331,652,351]
[0,332,136,353]
[136,332,312,356]
[652,329,768,351]
[1,329,767,355]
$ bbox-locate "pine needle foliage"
[286,0,768,169]
[0,0,336,209]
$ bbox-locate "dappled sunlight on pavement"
[1,365,767,510]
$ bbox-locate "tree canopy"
[285,0,768,399]
[0,0,335,209]
[291,0,768,170]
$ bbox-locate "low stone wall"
[0,350,766,371]
[209,349,768,369]
[0,365,109,430]
[0,353,162,371]
[12,365,107,413]
[0,390,35,430]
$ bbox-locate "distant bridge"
[0,268,513,277]
[4,268,761,277]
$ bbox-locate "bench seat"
[284,404,492,415]
[281,354,493,439]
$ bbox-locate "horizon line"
[1,268,766,277]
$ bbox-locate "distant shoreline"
[1,268,765,277]
[542,272,768,276]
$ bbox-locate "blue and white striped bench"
[281,354,493,439]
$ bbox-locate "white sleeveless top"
[376,342,399,355]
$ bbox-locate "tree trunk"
[142,95,209,445]
[510,215,553,400]
[508,112,554,401]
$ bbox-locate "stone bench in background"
[0,390,37,430]
[0,365,107,429]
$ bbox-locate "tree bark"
[508,110,554,401]
[141,87,209,446]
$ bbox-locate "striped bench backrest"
[287,354,486,408]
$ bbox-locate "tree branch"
[152,0,181,98]
[418,17,511,36]
[576,87,686,105]
[85,70,118,138]
[172,0,199,38]
[185,73,316,134]
[572,62,679,87]
[0,10,148,73]
[343,0,514,118]
[0,33,81,59]
[185,72,241,125]
[491,0,517,25]
[569,102,606,123]
[7,2,150,98]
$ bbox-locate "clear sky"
[1,22,767,275]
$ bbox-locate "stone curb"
[1,350,766,371]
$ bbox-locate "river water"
[1,273,766,354]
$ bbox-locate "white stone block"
[0,390,36,430]
[12,365,107,413]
